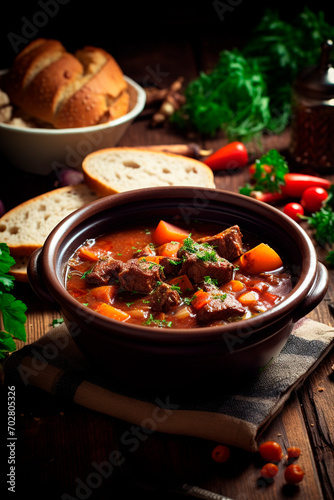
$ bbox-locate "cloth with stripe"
[4,317,334,452]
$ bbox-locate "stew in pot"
[65,220,292,329]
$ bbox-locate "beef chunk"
[85,257,124,286]
[118,259,164,294]
[150,282,181,312]
[180,253,233,285]
[197,225,243,261]
[159,256,182,277]
[197,293,246,324]
[134,244,156,259]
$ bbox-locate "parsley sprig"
[0,243,27,360]
[303,186,334,266]
[239,149,289,196]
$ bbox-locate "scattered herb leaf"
[0,244,27,360]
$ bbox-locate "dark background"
[1,0,333,71]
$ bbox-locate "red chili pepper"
[250,191,286,203]
[203,142,248,171]
[281,173,331,198]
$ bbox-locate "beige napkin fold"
[4,317,334,452]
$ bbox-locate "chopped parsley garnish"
[212,293,227,301]
[143,314,172,328]
[81,268,93,279]
[204,276,218,286]
[180,236,218,262]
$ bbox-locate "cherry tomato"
[287,446,301,459]
[260,463,279,478]
[301,186,328,213]
[284,464,305,484]
[211,444,230,463]
[259,441,283,462]
[283,202,304,221]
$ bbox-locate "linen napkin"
[4,317,334,452]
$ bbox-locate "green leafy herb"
[204,276,218,286]
[303,186,334,266]
[81,268,92,279]
[143,314,172,328]
[0,244,27,360]
[172,8,334,141]
[180,237,218,262]
[239,149,289,196]
[172,49,271,141]
[51,318,64,327]
[212,293,227,301]
[184,296,195,306]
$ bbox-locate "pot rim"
[38,186,318,344]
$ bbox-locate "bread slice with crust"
[0,183,99,258]
[82,147,216,196]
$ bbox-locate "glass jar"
[289,40,334,173]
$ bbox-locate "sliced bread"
[82,147,216,196]
[0,183,99,258]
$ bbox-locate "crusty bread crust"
[0,184,99,257]
[4,39,130,129]
[82,147,216,196]
[4,39,65,106]
[54,47,129,128]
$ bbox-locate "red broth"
[65,221,292,329]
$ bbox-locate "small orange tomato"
[287,446,301,459]
[211,444,230,463]
[259,441,284,462]
[284,464,305,484]
[260,463,279,478]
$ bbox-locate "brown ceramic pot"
[28,187,329,395]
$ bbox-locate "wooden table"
[1,34,334,500]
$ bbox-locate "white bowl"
[0,75,146,175]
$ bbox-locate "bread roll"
[3,39,130,128]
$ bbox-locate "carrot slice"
[90,285,118,303]
[93,302,130,322]
[156,241,182,258]
[229,280,244,292]
[239,243,283,274]
[238,291,258,306]
[168,275,194,293]
[78,246,100,262]
[152,220,190,246]
[192,289,211,309]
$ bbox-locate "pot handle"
[27,248,58,306]
[292,261,329,322]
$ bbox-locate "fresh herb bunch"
[0,243,27,360]
[243,7,334,127]
[304,185,334,266]
[239,149,289,196]
[172,8,334,140]
[172,49,271,141]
